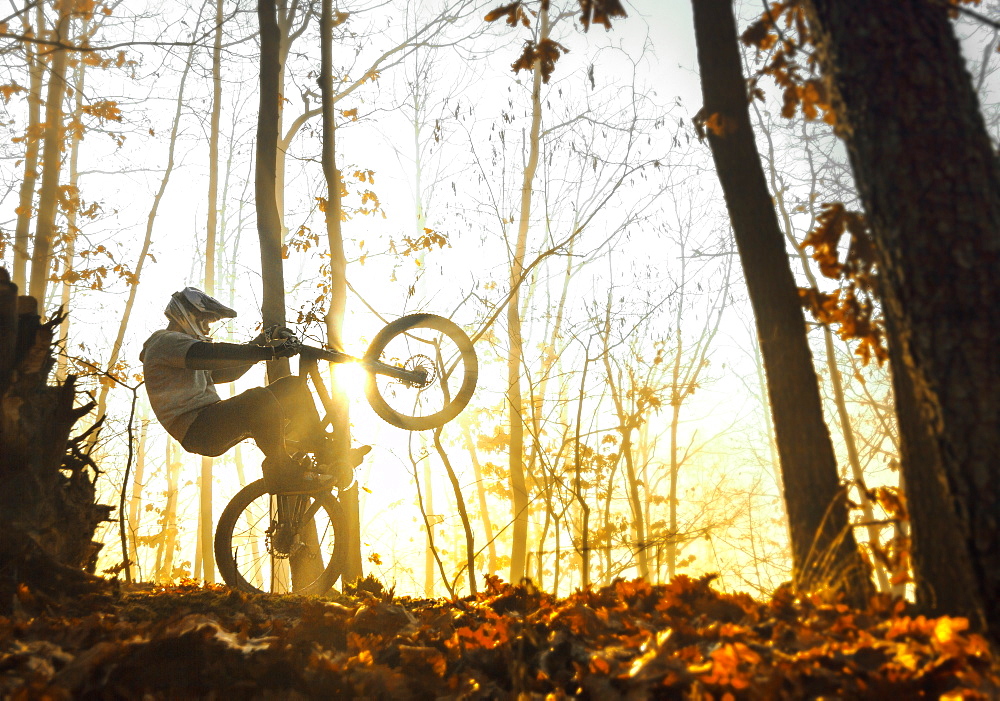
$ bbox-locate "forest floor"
[0,573,996,699]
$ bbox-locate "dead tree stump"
[0,268,111,608]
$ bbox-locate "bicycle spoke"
[216,480,346,596]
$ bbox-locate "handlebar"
[298,344,430,387]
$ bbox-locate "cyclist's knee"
[239,386,282,419]
[266,375,310,407]
[268,375,307,392]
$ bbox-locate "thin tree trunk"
[463,424,497,575]
[434,428,477,594]
[13,1,45,291]
[257,0,290,379]
[423,459,435,597]
[690,0,871,603]
[193,472,203,580]
[197,0,225,586]
[573,351,591,588]
[602,454,620,585]
[28,2,72,303]
[506,1,548,583]
[600,304,649,579]
[526,240,574,587]
[127,410,148,581]
[666,245,686,580]
[158,440,181,582]
[319,0,361,585]
[56,27,87,381]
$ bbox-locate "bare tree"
[690,0,870,602]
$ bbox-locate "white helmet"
[165,287,236,339]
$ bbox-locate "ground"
[0,574,996,699]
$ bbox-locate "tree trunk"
[127,410,148,581]
[0,270,110,609]
[757,116,893,594]
[463,424,498,575]
[56,28,88,382]
[424,459,435,597]
[197,0,225,585]
[13,1,45,291]
[666,258,684,580]
[157,440,181,582]
[319,0,362,585]
[600,304,649,580]
[884,312,981,625]
[257,0,290,379]
[28,3,72,304]
[803,0,1000,634]
[434,428,477,594]
[690,0,871,603]
[573,352,592,588]
[506,1,548,583]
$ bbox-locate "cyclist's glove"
[271,337,302,359]
[252,325,295,345]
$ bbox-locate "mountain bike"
[213,313,478,595]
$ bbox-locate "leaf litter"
[0,574,996,699]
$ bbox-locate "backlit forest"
[1,0,999,696]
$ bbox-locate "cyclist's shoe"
[349,444,372,466]
[262,455,335,495]
[317,444,372,490]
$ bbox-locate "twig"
[118,382,141,585]
[933,0,1000,30]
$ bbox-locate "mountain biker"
[140,287,367,494]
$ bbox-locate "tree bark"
[884,312,982,625]
[803,0,1000,632]
[0,270,110,609]
[28,2,72,304]
[690,0,871,602]
[257,0,290,379]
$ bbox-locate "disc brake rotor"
[266,521,293,559]
[401,354,436,389]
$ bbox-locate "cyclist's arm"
[209,364,252,384]
[184,342,271,376]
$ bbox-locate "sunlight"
[2,0,925,614]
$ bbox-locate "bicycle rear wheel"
[215,479,346,595]
[363,313,478,431]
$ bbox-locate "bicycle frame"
[299,345,430,386]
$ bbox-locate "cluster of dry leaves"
[1,574,996,699]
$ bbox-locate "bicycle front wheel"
[363,313,478,431]
[215,479,347,595]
